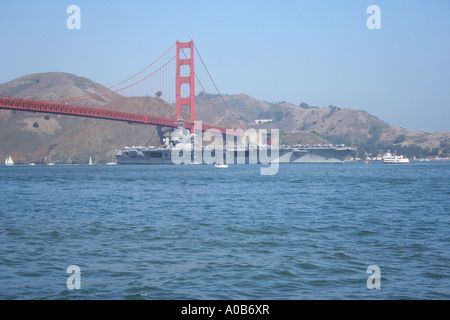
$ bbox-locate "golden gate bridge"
[0,40,242,135]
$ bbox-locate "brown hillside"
[0,73,172,164]
[196,93,449,151]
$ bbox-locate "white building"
[254,119,273,124]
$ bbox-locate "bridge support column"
[176,40,195,132]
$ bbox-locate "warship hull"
[114,147,354,164]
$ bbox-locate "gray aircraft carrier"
[114,121,355,165]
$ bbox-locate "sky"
[0,0,449,133]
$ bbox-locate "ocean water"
[0,161,449,300]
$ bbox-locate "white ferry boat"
[383,152,409,164]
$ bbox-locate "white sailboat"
[88,157,94,165]
[5,156,14,166]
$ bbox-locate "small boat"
[29,163,36,166]
[214,163,228,168]
[5,156,14,166]
[106,153,117,165]
[88,157,94,165]
[383,152,409,164]
[45,157,55,165]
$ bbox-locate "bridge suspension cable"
[194,44,243,131]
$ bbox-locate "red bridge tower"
[176,40,196,132]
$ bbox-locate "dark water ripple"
[0,162,449,299]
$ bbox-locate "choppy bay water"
[0,161,449,300]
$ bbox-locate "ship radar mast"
[177,117,185,129]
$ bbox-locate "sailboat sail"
[5,156,14,166]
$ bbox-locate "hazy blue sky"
[1,0,449,132]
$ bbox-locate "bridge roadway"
[0,96,233,134]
